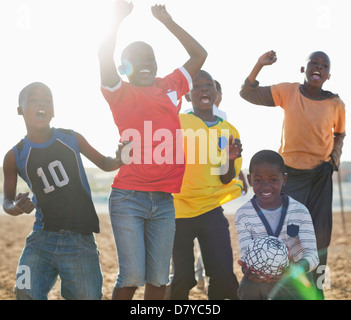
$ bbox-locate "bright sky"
[0,0,350,170]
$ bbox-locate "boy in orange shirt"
[239,50,346,299]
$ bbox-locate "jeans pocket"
[25,230,44,245]
[79,233,97,249]
[109,189,135,211]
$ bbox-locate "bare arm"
[220,136,242,184]
[98,0,133,88]
[247,50,277,85]
[330,132,346,170]
[77,133,123,172]
[151,5,207,79]
[3,150,35,216]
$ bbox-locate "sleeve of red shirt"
[163,67,193,113]
[101,67,193,114]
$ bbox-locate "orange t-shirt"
[271,83,345,169]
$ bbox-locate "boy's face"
[302,51,331,88]
[189,71,217,112]
[122,43,157,87]
[248,162,287,209]
[18,85,54,130]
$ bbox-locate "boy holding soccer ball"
[235,150,320,299]
[239,51,345,298]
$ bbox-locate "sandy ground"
[0,211,350,300]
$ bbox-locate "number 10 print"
[37,160,69,193]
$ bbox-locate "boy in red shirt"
[98,0,207,300]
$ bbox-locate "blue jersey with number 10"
[13,128,99,234]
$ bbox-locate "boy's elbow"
[200,48,208,63]
[202,48,208,59]
[220,173,235,185]
[239,82,253,101]
[193,47,207,64]
[239,88,246,100]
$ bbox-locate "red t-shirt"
[101,67,192,193]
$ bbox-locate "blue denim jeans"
[15,230,103,300]
[109,188,175,288]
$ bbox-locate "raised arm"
[239,50,277,106]
[98,0,133,88]
[247,50,277,85]
[151,5,207,79]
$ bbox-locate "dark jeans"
[170,207,239,300]
[282,161,333,299]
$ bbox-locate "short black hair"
[194,70,214,81]
[249,150,286,174]
[306,51,330,64]
[18,82,51,107]
[121,41,154,60]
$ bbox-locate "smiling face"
[18,83,54,132]
[302,51,331,88]
[121,41,157,87]
[248,162,287,209]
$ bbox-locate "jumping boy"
[2,82,123,300]
[239,50,346,298]
[98,0,207,300]
[170,70,242,300]
[235,150,319,300]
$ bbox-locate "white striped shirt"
[234,196,319,272]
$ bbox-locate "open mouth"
[311,71,321,80]
[200,94,211,104]
[36,109,47,120]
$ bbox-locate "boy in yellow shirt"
[170,70,243,300]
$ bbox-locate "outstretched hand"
[257,50,277,67]
[228,136,242,160]
[151,5,173,24]
[114,0,133,22]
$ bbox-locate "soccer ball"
[244,236,289,279]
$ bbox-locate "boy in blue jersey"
[2,82,124,300]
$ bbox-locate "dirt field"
[0,211,350,300]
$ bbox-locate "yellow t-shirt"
[271,83,346,169]
[174,113,243,218]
